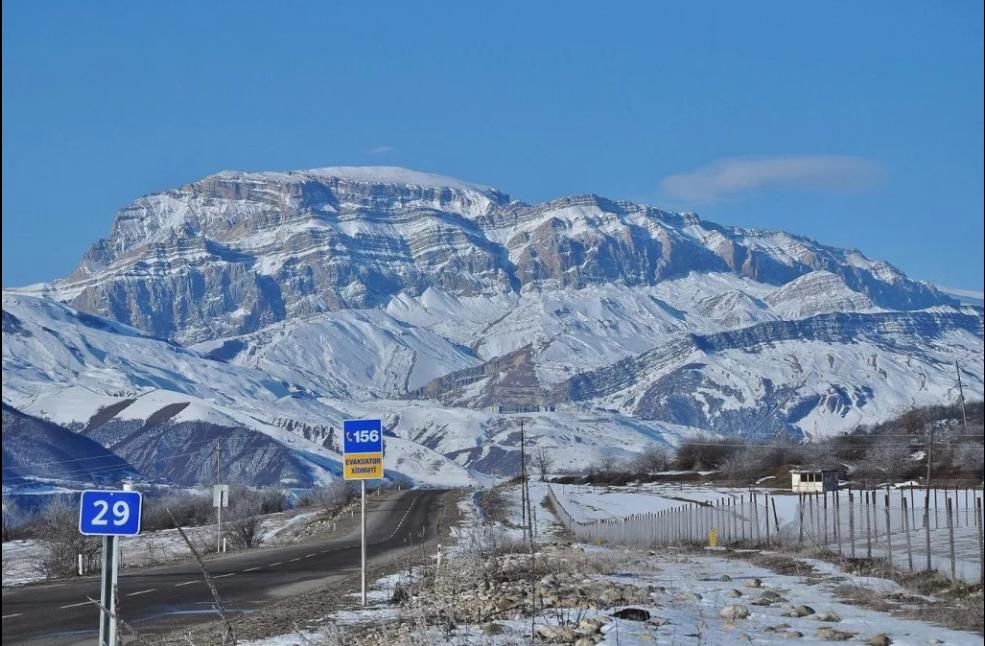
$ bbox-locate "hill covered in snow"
[3,167,981,488]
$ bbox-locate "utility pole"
[923,424,933,569]
[215,442,222,553]
[956,361,969,433]
[519,418,527,530]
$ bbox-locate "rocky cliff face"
[36,167,951,343]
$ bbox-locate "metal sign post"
[213,484,229,553]
[79,489,143,646]
[98,535,119,646]
[343,419,384,606]
[361,480,367,605]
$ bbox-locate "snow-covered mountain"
[3,166,981,488]
[22,166,950,344]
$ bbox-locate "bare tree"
[597,454,618,475]
[674,435,738,470]
[224,492,265,550]
[37,498,100,578]
[309,479,351,514]
[532,447,554,481]
[630,445,671,475]
[719,450,757,484]
[955,440,985,479]
[2,496,24,541]
[858,439,915,481]
[142,491,213,531]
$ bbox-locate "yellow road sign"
[344,452,383,480]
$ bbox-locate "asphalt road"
[2,488,448,645]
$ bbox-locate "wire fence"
[546,485,985,585]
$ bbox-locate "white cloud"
[661,155,886,203]
[367,145,397,155]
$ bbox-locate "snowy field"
[242,484,982,645]
[547,482,984,584]
[247,548,983,645]
[550,481,769,520]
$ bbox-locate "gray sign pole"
[217,496,223,553]
[361,479,367,605]
[98,535,119,646]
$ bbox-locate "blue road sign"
[343,419,384,455]
[79,490,143,536]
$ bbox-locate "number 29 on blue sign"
[79,490,143,536]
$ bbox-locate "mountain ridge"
[15,166,952,344]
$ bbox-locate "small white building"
[790,468,840,493]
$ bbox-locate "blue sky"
[3,2,982,290]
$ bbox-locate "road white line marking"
[243,566,261,572]
[388,495,419,539]
[213,573,235,579]
[320,549,330,554]
[2,613,24,619]
[126,588,156,597]
[289,557,302,562]
[270,561,283,567]
[305,553,316,558]
[175,580,199,587]
[59,601,93,609]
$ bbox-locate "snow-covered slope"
[2,404,138,486]
[764,270,877,318]
[3,167,981,488]
[555,309,984,439]
[192,309,479,399]
[1,294,473,486]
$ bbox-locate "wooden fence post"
[976,497,984,587]
[924,491,932,571]
[902,495,913,572]
[808,492,815,539]
[798,493,804,547]
[947,497,956,581]
[771,498,780,545]
[865,490,873,559]
[884,492,894,572]
[823,490,829,546]
[739,495,745,543]
[765,492,771,546]
[848,490,856,559]
[752,492,760,544]
[909,487,915,530]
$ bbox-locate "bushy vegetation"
[33,498,101,578]
[300,479,355,513]
[141,491,215,531]
[573,401,984,486]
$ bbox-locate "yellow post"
[709,527,719,547]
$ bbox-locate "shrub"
[306,480,353,514]
[142,491,214,531]
[674,435,738,470]
[36,498,100,578]
[224,494,265,549]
